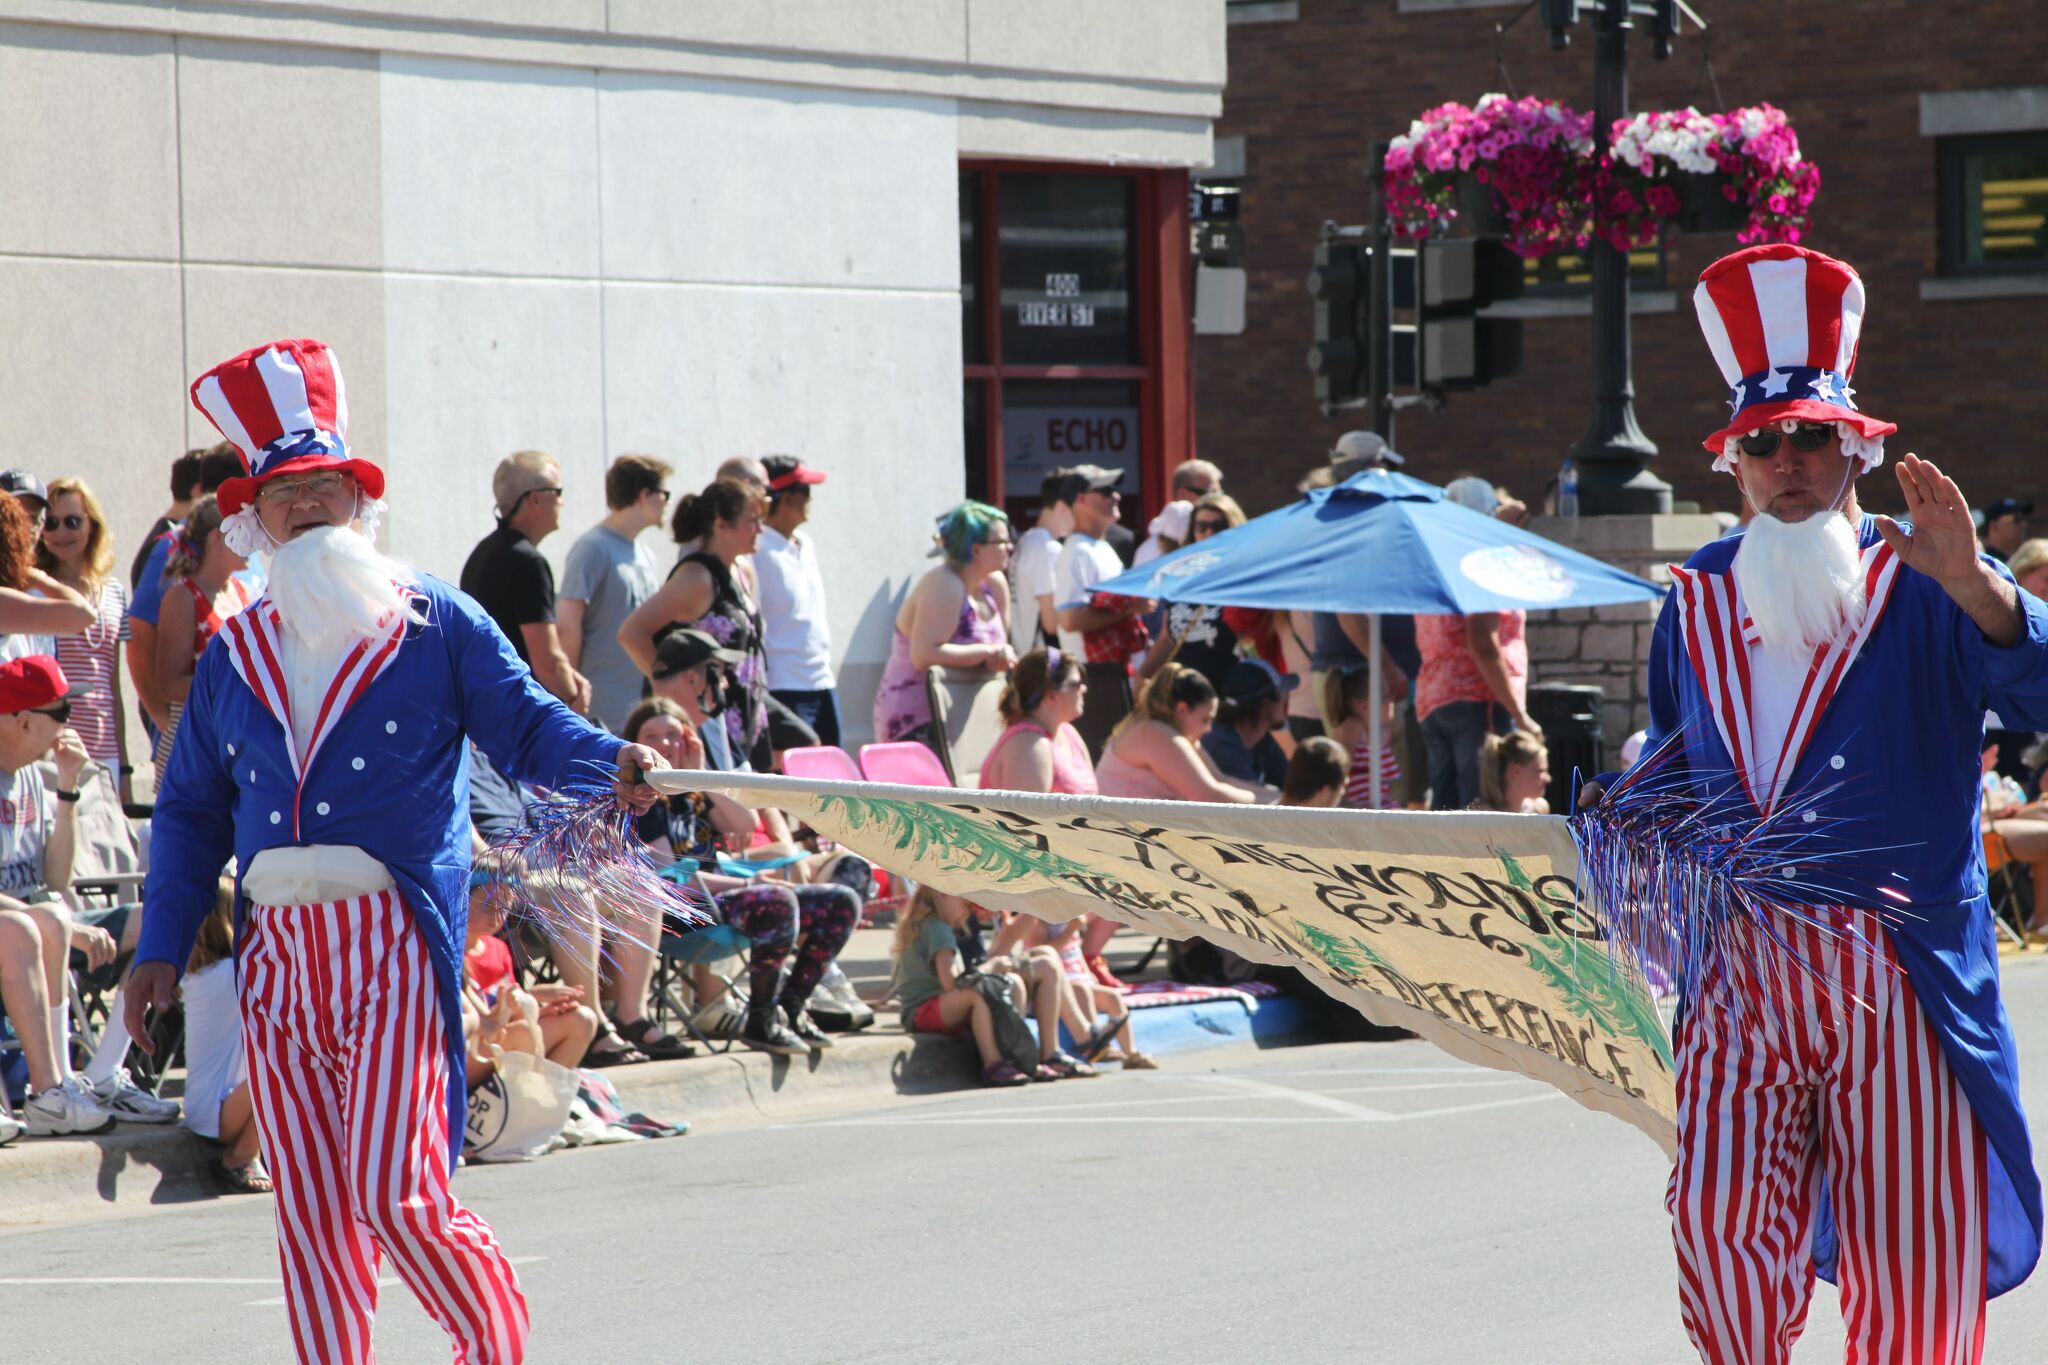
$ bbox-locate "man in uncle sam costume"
[1585,243,2048,1362]
[124,338,664,1365]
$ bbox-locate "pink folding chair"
[858,740,956,789]
[782,745,865,783]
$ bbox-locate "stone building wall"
[1524,513,1724,771]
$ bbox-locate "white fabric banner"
[654,770,1677,1154]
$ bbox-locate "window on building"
[1939,132,2048,275]
[1522,244,1666,294]
[961,164,1177,530]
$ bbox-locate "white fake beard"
[1733,510,1866,651]
[267,523,424,653]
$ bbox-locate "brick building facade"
[1200,1,2048,523]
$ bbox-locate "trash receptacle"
[1526,683,1604,813]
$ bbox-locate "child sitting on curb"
[893,886,1095,1086]
[463,868,601,1077]
[181,879,269,1194]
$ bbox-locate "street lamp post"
[1567,0,1673,515]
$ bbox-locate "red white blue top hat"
[189,339,386,516]
[1693,245,1896,472]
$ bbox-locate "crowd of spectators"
[11,421,2042,1163]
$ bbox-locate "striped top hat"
[1693,245,1896,471]
[189,339,385,516]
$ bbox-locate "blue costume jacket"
[1632,515,2048,1297]
[135,576,621,1152]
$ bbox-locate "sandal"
[613,1017,694,1062]
[1120,1051,1161,1071]
[1075,1019,1123,1063]
[981,1061,1030,1088]
[1041,1051,1098,1079]
[584,1028,650,1068]
[220,1158,274,1195]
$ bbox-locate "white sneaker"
[0,1104,22,1147]
[809,966,876,1031]
[23,1077,117,1137]
[91,1068,181,1124]
[691,992,747,1040]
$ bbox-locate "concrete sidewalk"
[2,926,1314,1228]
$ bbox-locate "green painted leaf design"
[1524,940,1672,1067]
[1289,916,1388,980]
[1492,845,1534,891]
[815,793,1095,885]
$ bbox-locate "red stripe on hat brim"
[216,457,387,516]
[1700,400,1898,456]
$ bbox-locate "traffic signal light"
[1305,227,1371,412]
[1419,237,1525,390]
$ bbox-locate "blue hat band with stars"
[1728,366,1856,422]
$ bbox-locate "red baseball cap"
[0,655,72,714]
[764,455,826,492]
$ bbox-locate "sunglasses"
[1737,423,1835,459]
[41,513,89,532]
[1191,518,1228,534]
[28,700,70,724]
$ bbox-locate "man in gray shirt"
[558,454,670,732]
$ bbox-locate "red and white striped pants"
[1668,908,1988,1365]
[240,891,528,1364]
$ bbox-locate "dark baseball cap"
[0,470,48,505]
[1221,658,1299,705]
[651,628,743,679]
[1057,465,1125,505]
[1984,497,2034,521]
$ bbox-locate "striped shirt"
[1341,738,1401,809]
[55,577,129,764]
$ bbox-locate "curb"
[0,1028,973,1230]
[2,994,1322,1230]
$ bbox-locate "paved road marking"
[0,1277,280,1285]
[1189,1073,1395,1120]
[240,1256,549,1308]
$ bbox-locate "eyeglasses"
[28,700,70,724]
[1737,423,1835,459]
[652,487,672,502]
[258,472,351,507]
[505,485,565,516]
[42,513,88,532]
[1191,518,1228,535]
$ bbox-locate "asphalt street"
[4,960,2047,1364]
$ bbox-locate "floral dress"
[666,551,769,766]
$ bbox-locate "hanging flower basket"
[1382,97,1818,254]
[1705,102,1820,245]
[1674,169,1746,233]
[1454,172,1508,237]
[1384,94,1593,258]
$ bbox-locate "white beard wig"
[265,520,425,654]
[1733,509,1866,652]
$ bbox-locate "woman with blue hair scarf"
[872,501,1017,748]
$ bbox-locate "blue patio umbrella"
[1083,468,1665,803]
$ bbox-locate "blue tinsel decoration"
[1568,729,1911,1018]
[478,771,715,955]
